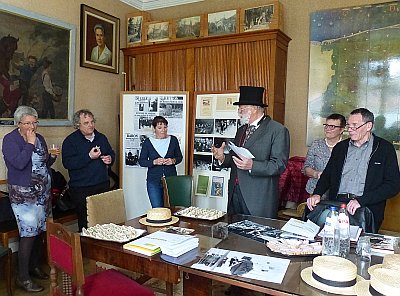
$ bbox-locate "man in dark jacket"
[307,108,400,232]
[62,109,115,231]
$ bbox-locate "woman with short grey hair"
[2,105,60,292]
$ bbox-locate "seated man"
[307,108,400,233]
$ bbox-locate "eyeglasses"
[323,124,342,130]
[19,121,39,126]
[346,121,371,131]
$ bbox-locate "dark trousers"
[228,185,251,216]
[69,181,110,231]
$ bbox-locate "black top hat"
[233,86,267,107]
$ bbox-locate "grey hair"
[73,109,95,129]
[94,23,104,34]
[14,105,38,124]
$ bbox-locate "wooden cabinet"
[122,29,290,124]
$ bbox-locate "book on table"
[123,237,161,256]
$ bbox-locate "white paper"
[191,248,290,284]
[318,225,361,242]
[228,141,255,159]
[281,219,320,240]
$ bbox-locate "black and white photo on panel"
[159,102,183,117]
[138,115,153,130]
[125,149,140,166]
[194,136,213,153]
[193,154,212,171]
[195,119,214,134]
[215,119,237,137]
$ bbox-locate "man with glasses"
[62,109,115,231]
[212,86,290,218]
[307,108,400,232]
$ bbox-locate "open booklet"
[228,141,254,159]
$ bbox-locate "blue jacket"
[138,135,183,183]
[62,129,115,188]
[2,128,55,186]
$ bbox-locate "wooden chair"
[86,189,126,227]
[0,244,12,296]
[162,175,193,208]
[46,219,155,296]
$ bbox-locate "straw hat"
[301,255,364,295]
[139,208,179,227]
[368,254,400,274]
[355,268,400,295]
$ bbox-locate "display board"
[120,91,188,219]
[192,92,239,211]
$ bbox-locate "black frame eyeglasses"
[323,124,342,130]
[345,121,371,131]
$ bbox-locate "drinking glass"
[393,237,400,254]
[48,144,59,155]
[356,236,371,262]
[211,222,228,240]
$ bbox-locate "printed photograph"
[193,154,212,171]
[194,136,213,153]
[208,10,237,36]
[175,16,201,39]
[147,21,170,42]
[195,119,214,134]
[243,4,274,32]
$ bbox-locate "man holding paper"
[211,86,290,218]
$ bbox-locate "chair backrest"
[47,219,85,296]
[86,189,126,227]
[162,175,192,207]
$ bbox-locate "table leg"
[183,272,212,296]
[166,282,174,296]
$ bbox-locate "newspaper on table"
[281,218,320,240]
[191,248,290,284]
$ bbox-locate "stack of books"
[123,230,199,257]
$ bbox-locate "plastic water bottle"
[322,206,339,256]
[338,203,350,258]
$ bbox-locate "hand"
[100,155,112,165]
[232,155,253,171]
[163,158,176,165]
[26,129,36,145]
[153,157,165,165]
[211,143,225,162]
[89,146,101,159]
[346,199,361,215]
[307,194,321,210]
[49,147,60,158]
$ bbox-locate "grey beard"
[239,115,250,125]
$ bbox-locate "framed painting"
[146,21,171,43]
[0,2,76,126]
[174,16,202,40]
[242,4,275,32]
[80,4,120,74]
[126,12,150,47]
[206,9,238,37]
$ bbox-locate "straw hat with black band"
[301,255,364,295]
[355,267,400,295]
[139,208,179,227]
[368,253,400,275]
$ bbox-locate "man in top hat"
[212,86,290,218]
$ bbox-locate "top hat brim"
[233,101,268,107]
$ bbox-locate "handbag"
[305,200,376,233]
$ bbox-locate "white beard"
[239,112,251,125]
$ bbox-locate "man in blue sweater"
[62,109,115,231]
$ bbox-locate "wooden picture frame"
[206,9,238,37]
[80,4,120,74]
[173,15,202,40]
[126,12,150,47]
[240,2,283,32]
[0,2,76,126]
[145,20,171,43]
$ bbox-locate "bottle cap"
[329,206,337,211]
[340,203,347,208]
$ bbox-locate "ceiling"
[119,0,204,11]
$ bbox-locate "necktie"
[243,125,256,145]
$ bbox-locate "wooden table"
[79,213,223,296]
[80,213,382,296]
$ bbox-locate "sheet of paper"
[191,248,290,284]
[228,141,255,159]
[281,219,320,240]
